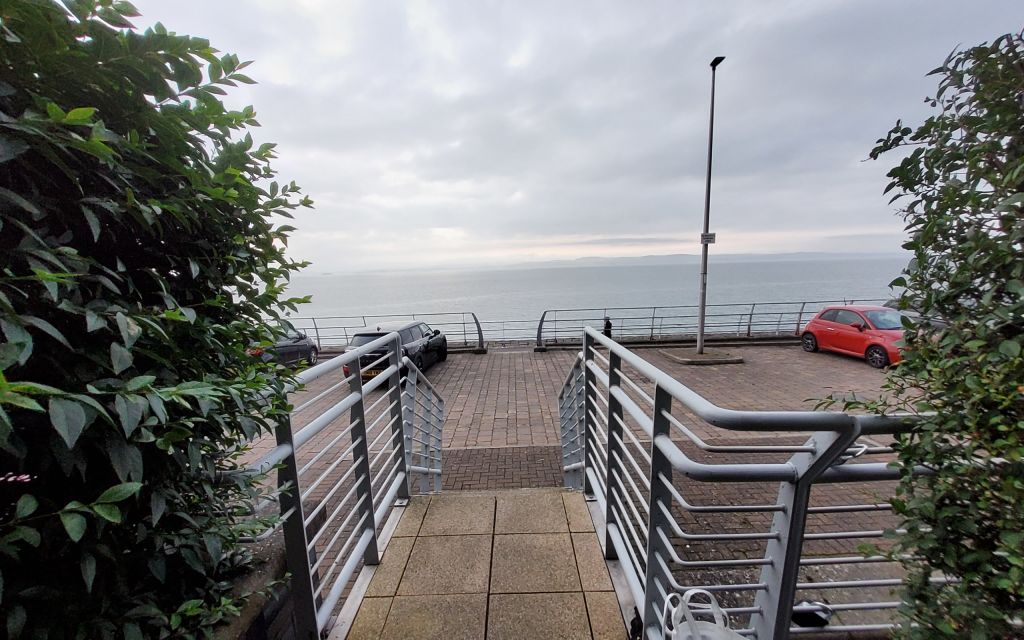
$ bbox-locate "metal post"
[310,317,322,350]
[642,386,676,633]
[431,394,443,493]
[347,355,380,567]
[696,56,724,355]
[470,312,486,353]
[795,302,807,336]
[752,425,862,639]
[535,310,549,350]
[388,344,411,501]
[746,302,756,337]
[401,365,417,491]
[275,416,320,638]
[649,307,657,341]
[582,331,597,499]
[603,348,625,560]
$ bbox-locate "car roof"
[821,305,893,312]
[352,320,423,334]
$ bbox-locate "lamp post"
[696,55,725,355]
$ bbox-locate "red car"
[801,305,906,368]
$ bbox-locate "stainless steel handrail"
[559,326,921,640]
[244,331,444,637]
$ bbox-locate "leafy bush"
[868,33,1024,638]
[0,1,310,636]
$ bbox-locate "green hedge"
[0,1,310,636]
[868,33,1024,638]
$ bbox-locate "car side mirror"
[433,329,440,337]
[850,322,864,332]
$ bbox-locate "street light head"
[710,56,725,69]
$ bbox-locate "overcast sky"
[132,1,1018,271]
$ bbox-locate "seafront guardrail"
[288,311,486,352]
[287,298,885,351]
[559,326,930,639]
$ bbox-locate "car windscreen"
[865,310,905,330]
[349,334,385,347]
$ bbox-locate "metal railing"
[245,331,444,637]
[288,311,485,352]
[538,299,885,348]
[559,326,933,639]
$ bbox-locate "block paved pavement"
[347,489,626,640]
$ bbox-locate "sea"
[282,256,908,342]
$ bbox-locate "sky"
[131,1,1020,272]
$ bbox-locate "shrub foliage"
[0,1,309,636]
[869,33,1024,637]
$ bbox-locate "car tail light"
[246,347,264,357]
[343,364,350,376]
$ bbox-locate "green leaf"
[64,107,96,123]
[59,512,86,542]
[114,394,145,436]
[7,604,25,638]
[21,316,72,349]
[125,376,155,392]
[116,313,142,349]
[81,553,96,592]
[49,397,89,448]
[110,342,133,374]
[998,340,1020,358]
[95,482,142,504]
[123,622,143,640]
[91,503,122,523]
[46,102,66,121]
[85,309,105,332]
[81,205,101,242]
[14,495,37,519]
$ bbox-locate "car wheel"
[439,339,448,362]
[801,333,818,352]
[865,345,889,369]
[414,355,424,371]
[307,347,318,366]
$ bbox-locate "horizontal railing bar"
[300,437,363,501]
[654,551,767,593]
[656,528,771,569]
[374,471,406,525]
[656,434,798,482]
[316,529,373,630]
[307,484,362,551]
[657,500,778,541]
[610,386,654,437]
[611,431,651,490]
[611,477,649,548]
[806,503,891,513]
[608,523,646,610]
[662,410,817,453]
[302,458,363,526]
[293,393,362,450]
[615,412,652,465]
[292,376,353,415]
[297,420,359,477]
[658,472,783,513]
[314,509,370,597]
[612,449,650,514]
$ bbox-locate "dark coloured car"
[801,305,905,368]
[247,321,319,366]
[344,321,447,381]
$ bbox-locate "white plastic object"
[661,589,747,640]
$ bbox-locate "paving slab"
[487,592,591,640]
[495,489,569,534]
[397,534,491,595]
[572,532,613,591]
[418,494,495,536]
[380,594,487,640]
[392,496,428,537]
[347,596,390,639]
[562,492,595,532]
[585,591,626,640]
[490,533,581,593]
[365,537,414,598]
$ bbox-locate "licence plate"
[362,369,383,378]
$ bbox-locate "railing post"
[275,415,320,638]
[603,343,625,561]
[642,386,675,634]
[346,354,380,567]
[582,331,597,499]
[649,307,657,341]
[751,425,862,639]
[535,310,548,351]
[746,302,756,337]
[401,365,418,491]
[794,302,807,336]
[470,312,486,353]
[431,393,444,493]
[388,346,411,501]
[310,317,322,350]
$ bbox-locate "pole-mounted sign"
[700,233,716,245]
